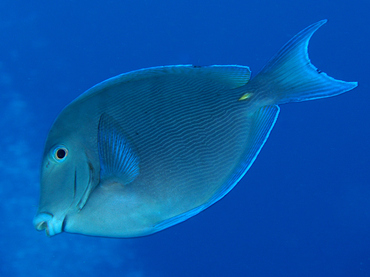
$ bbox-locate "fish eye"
[53,146,68,162]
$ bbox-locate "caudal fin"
[247,20,357,104]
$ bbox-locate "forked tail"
[244,20,357,104]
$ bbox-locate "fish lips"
[33,212,65,237]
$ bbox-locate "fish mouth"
[33,212,65,237]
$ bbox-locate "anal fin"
[154,105,280,231]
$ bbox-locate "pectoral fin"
[98,113,140,185]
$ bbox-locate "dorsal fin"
[80,65,251,100]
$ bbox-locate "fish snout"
[33,212,63,237]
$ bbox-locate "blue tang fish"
[33,20,357,238]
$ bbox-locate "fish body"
[33,20,357,238]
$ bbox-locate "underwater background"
[0,0,368,276]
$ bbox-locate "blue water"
[1,1,369,276]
